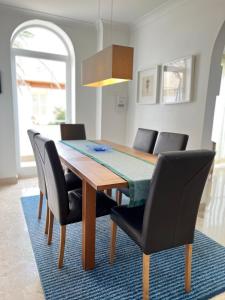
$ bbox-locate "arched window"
[11,20,75,172]
[12,26,68,55]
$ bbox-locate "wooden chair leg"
[58,225,66,269]
[45,205,49,235]
[38,191,44,219]
[116,190,122,205]
[143,254,150,300]
[110,221,117,265]
[47,210,54,245]
[185,244,192,293]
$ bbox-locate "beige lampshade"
[81,44,134,87]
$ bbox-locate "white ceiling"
[0,0,170,24]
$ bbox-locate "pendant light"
[81,0,134,88]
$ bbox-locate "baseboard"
[0,176,18,185]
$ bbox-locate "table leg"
[82,180,96,270]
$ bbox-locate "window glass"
[12,27,68,55]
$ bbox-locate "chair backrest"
[142,150,215,254]
[60,123,86,140]
[133,128,158,153]
[27,129,46,195]
[34,135,69,224]
[153,132,189,155]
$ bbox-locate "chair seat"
[66,189,117,225]
[111,205,145,248]
[65,172,82,191]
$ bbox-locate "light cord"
[110,0,113,45]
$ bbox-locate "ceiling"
[0,0,170,24]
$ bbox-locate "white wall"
[101,22,130,144]
[202,20,225,149]
[0,4,97,180]
[126,0,225,149]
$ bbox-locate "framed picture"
[162,56,194,104]
[137,65,160,104]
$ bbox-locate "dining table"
[56,139,157,271]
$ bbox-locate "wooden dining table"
[56,139,157,271]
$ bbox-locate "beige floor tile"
[0,178,44,300]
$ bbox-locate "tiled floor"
[0,177,43,300]
[1,167,225,300]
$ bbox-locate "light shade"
[81,45,134,87]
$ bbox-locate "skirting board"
[0,176,18,185]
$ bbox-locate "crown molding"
[0,1,184,31]
[0,2,96,27]
[0,3,133,29]
[132,0,187,31]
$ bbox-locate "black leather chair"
[133,128,158,153]
[116,128,158,204]
[27,129,46,219]
[153,131,189,155]
[110,150,215,299]
[29,130,82,235]
[60,123,86,174]
[36,135,117,268]
[60,123,86,140]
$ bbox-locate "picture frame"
[162,56,194,104]
[137,65,160,105]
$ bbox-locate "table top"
[56,140,157,191]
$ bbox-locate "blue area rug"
[21,195,225,300]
